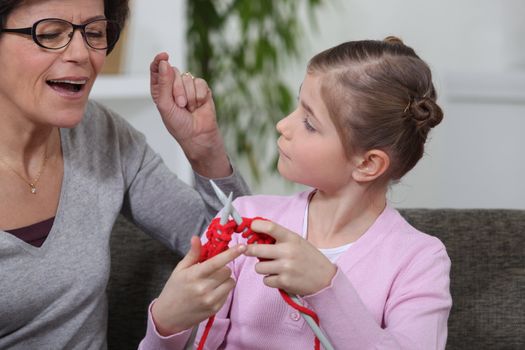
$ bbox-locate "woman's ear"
[352,150,390,183]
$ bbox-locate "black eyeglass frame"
[0,17,121,52]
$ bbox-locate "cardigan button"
[290,311,300,321]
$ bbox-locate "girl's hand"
[150,52,231,178]
[151,236,246,336]
[244,220,337,296]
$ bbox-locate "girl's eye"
[303,117,316,132]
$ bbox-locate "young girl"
[140,37,451,350]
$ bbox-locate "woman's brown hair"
[308,36,443,181]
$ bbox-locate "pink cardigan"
[140,191,451,349]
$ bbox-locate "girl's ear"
[352,149,390,183]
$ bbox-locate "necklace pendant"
[30,184,37,194]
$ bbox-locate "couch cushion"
[400,209,525,350]
[107,210,525,349]
[107,215,182,350]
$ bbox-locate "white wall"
[92,0,192,183]
[92,0,525,209]
[260,0,525,209]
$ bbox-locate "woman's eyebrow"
[83,15,107,23]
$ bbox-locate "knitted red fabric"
[196,217,321,350]
[198,218,238,263]
[198,217,274,263]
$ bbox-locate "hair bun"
[383,36,405,46]
[407,97,443,134]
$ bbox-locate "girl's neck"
[306,185,387,248]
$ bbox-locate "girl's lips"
[277,145,290,159]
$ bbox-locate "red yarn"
[198,217,274,263]
[196,217,321,350]
[196,315,214,350]
[279,289,321,350]
[198,218,238,263]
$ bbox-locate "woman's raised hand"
[150,52,231,177]
[244,220,337,296]
[151,236,246,336]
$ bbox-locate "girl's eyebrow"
[300,100,321,124]
[296,83,302,101]
[298,82,321,124]
[301,100,314,116]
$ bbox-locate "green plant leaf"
[187,0,325,182]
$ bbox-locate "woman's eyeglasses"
[0,18,120,51]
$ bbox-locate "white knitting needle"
[219,192,233,225]
[210,181,243,224]
[209,180,335,350]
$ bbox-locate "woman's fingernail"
[159,61,167,74]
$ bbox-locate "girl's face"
[0,0,106,128]
[276,73,356,193]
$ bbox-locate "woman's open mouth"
[46,79,87,96]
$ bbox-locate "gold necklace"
[0,145,49,195]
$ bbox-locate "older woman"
[0,0,248,349]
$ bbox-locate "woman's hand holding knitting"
[244,220,337,296]
[150,52,231,178]
[151,236,246,336]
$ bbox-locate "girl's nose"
[276,111,297,139]
[276,115,290,138]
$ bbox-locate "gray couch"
[107,209,525,349]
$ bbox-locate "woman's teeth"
[47,79,87,92]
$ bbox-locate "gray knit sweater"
[0,101,249,350]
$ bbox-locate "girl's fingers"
[200,277,236,311]
[262,274,282,289]
[203,266,235,290]
[250,219,297,243]
[174,236,202,271]
[197,244,246,277]
[244,243,283,260]
[253,259,282,276]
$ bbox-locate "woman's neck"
[0,112,59,166]
[306,185,387,248]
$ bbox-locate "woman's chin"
[47,108,87,129]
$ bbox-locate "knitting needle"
[289,294,335,350]
[210,180,243,224]
[219,192,233,225]
[209,180,335,350]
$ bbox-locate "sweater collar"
[292,190,400,273]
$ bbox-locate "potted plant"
[187,0,324,182]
